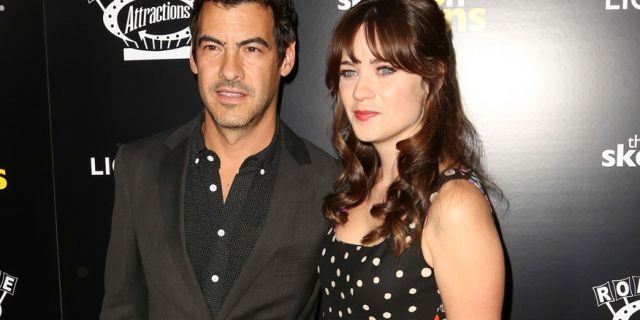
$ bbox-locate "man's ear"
[279,41,296,77]
[189,50,198,75]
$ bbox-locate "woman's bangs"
[363,16,417,73]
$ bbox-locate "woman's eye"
[340,69,357,78]
[377,66,396,75]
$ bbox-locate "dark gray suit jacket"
[100,116,338,320]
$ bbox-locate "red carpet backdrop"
[1,0,639,319]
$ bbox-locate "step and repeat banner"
[0,1,62,319]
[1,0,639,319]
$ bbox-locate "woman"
[318,0,505,319]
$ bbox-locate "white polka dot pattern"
[319,221,450,319]
[317,168,484,319]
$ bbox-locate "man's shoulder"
[117,116,196,162]
[279,125,340,187]
[300,138,335,164]
[280,122,336,165]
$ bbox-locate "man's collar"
[190,112,281,170]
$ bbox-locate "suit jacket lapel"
[159,117,212,319]
[215,127,310,320]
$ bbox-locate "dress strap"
[429,168,486,203]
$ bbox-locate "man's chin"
[212,114,255,130]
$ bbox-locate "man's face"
[190,2,295,129]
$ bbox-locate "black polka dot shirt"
[184,114,281,318]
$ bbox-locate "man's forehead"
[198,2,275,41]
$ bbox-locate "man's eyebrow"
[198,35,224,47]
[237,37,270,48]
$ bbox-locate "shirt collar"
[190,112,281,170]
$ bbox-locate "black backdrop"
[1,0,639,319]
[0,1,61,319]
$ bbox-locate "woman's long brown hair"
[322,0,496,255]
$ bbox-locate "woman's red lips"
[354,110,380,121]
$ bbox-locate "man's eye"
[246,46,262,53]
[377,66,396,75]
[203,44,218,51]
[340,69,357,78]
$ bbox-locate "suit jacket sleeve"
[100,145,149,320]
[296,149,340,320]
[296,278,321,320]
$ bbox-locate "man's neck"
[202,109,277,202]
[202,109,277,167]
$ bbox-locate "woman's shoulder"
[421,168,502,280]
[426,168,493,231]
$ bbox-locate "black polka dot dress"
[317,227,445,320]
[318,169,485,320]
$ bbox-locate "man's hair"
[190,0,298,62]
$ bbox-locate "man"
[99,1,337,319]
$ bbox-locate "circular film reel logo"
[594,277,640,320]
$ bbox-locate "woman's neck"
[373,142,399,190]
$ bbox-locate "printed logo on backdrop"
[91,157,115,176]
[602,134,640,167]
[593,276,640,319]
[337,0,486,32]
[606,0,640,10]
[0,168,7,190]
[88,0,193,61]
[0,270,19,318]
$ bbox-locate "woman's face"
[339,26,428,150]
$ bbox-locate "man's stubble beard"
[205,81,277,130]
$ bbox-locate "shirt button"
[209,184,217,192]
[207,155,214,162]
[211,275,219,283]
[217,229,225,237]
[260,168,265,175]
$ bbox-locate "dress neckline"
[329,227,386,248]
